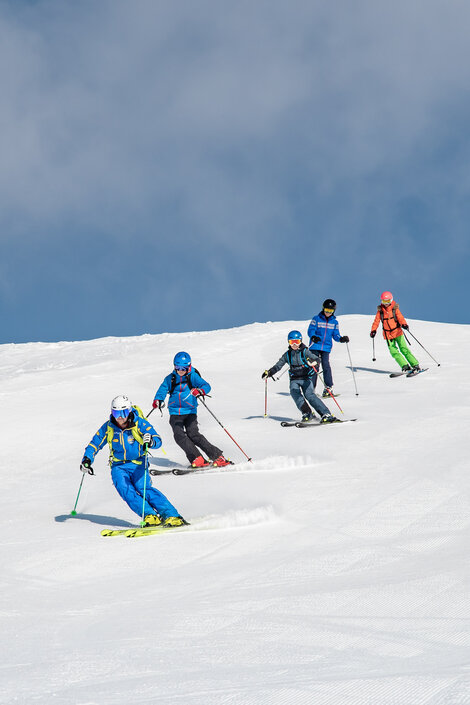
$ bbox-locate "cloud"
[1,0,470,339]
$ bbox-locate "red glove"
[191,388,205,397]
[152,399,163,409]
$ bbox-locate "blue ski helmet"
[173,351,191,369]
[287,330,302,343]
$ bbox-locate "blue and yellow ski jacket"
[154,369,211,416]
[82,409,162,467]
[308,311,342,353]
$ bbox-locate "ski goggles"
[111,408,131,419]
[381,299,392,305]
[174,366,189,373]
[288,339,302,345]
[323,308,335,314]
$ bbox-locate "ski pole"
[199,397,252,462]
[70,473,86,516]
[274,368,288,381]
[346,342,359,396]
[407,329,441,366]
[140,444,149,527]
[264,377,268,417]
[314,366,344,414]
[372,337,376,362]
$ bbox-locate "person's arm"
[82,421,109,464]
[371,310,381,334]
[137,417,162,450]
[190,371,211,396]
[153,374,171,404]
[305,349,320,367]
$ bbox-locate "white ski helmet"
[111,395,132,413]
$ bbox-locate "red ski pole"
[199,397,252,462]
[309,362,344,414]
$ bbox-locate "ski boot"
[301,411,314,422]
[191,455,211,468]
[163,516,188,528]
[320,413,338,424]
[212,455,232,467]
[144,514,162,527]
[401,364,412,372]
[407,365,421,376]
[322,387,333,398]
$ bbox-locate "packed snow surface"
[2,317,469,704]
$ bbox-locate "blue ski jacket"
[82,409,162,468]
[308,311,342,352]
[154,369,211,416]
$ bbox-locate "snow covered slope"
[2,317,469,705]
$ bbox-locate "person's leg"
[387,338,408,369]
[396,335,419,367]
[170,414,200,463]
[131,465,180,520]
[185,414,222,461]
[290,379,308,414]
[111,464,158,518]
[301,379,331,417]
[320,351,333,388]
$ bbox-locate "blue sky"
[1,0,469,344]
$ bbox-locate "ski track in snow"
[1,317,470,705]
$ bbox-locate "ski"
[406,367,428,378]
[389,371,407,378]
[172,461,234,476]
[149,468,182,476]
[102,527,142,537]
[295,418,358,428]
[280,421,300,427]
[101,523,190,538]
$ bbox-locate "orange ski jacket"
[371,301,407,340]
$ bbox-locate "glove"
[142,432,152,448]
[191,388,205,397]
[152,399,164,410]
[261,370,271,379]
[310,335,321,344]
[370,331,376,338]
[339,336,349,343]
[401,324,409,330]
[80,457,94,475]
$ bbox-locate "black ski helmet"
[323,299,336,310]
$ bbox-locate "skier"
[80,395,186,527]
[307,298,349,397]
[370,291,420,373]
[152,352,231,468]
[262,330,337,423]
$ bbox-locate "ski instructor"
[80,395,187,527]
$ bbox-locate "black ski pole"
[372,337,376,362]
[199,397,252,462]
[407,330,441,366]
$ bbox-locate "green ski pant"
[387,335,419,369]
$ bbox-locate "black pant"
[169,414,222,463]
[312,350,333,389]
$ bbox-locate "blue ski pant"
[111,462,179,520]
[311,351,333,389]
[290,378,330,417]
